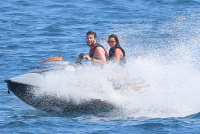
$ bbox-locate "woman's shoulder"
[114,47,123,55]
[114,47,124,52]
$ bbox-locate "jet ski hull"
[5,80,115,112]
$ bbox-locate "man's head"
[86,30,97,46]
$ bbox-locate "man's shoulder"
[93,43,104,50]
[95,45,105,52]
[93,45,105,56]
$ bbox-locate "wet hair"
[86,30,97,38]
[108,34,120,47]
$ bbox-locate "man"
[78,30,108,66]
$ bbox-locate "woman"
[107,34,150,89]
[107,34,126,65]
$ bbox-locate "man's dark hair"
[86,30,97,38]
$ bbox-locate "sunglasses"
[107,41,115,44]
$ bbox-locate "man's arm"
[80,46,106,65]
[82,46,106,65]
[92,46,107,64]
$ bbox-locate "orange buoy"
[41,56,63,63]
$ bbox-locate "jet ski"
[5,56,115,112]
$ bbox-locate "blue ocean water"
[1,0,200,133]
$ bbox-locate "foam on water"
[122,56,200,118]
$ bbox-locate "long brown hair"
[108,34,120,47]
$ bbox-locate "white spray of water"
[121,53,200,118]
[32,44,200,118]
[36,65,124,105]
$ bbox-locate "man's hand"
[83,55,91,60]
[77,53,91,60]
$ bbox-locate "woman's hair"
[108,34,120,47]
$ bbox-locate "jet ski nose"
[4,80,11,83]
[4,80,11,94]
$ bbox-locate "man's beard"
[87,40,95,46]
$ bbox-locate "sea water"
[1,0,200,133]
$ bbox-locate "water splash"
[31,46,200,118]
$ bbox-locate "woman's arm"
[114,48,123,64]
